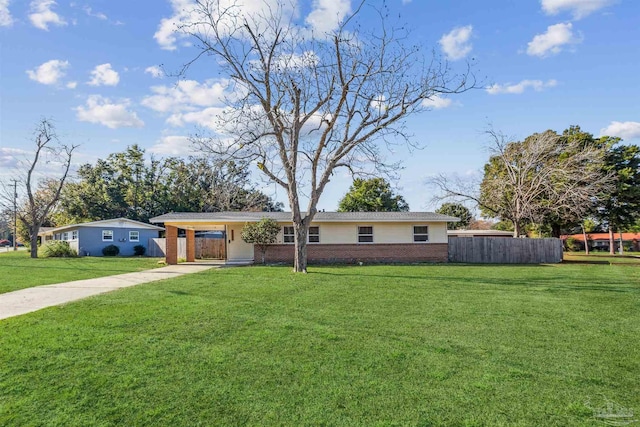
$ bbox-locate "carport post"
[186,229,195,262]
[166,225,178,265]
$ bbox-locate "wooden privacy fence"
[448,237,563,264]
[147,238,226,259]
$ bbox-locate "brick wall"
[261,243,448,264]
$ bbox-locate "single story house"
[561,232,640,252]
[39,218,164,256]
[448,230,514,238]
[149,211,459,265]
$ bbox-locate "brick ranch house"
[149,211,459,265]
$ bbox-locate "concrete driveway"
[0,264,216,321]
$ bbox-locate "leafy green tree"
[58,146,283,223]
[241,218,281,264]
[594,144,640,254]
[338,178,409,212]
[435,203,472,229]
[542,126,618,237]
[474,129,612,237]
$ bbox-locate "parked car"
[0,239,10,247]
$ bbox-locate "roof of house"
[150,211,460,224]
[447,229,514,236]
[38,218,164,236]
[561,232,640,241]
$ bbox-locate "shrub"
[102,244,120,256]
[41,241,77,258]
[133,245,146,256]
[565,237,581,252]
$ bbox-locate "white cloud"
[527,22,581,57]
[66,81,77,89]
[600,121,640,140]
[541,0,616,20]
[166,107,226,129]
[26,59,69,85]
[439,25,473,61]
[88,63,119,86]
[29,0,67,30]
[305,0,351,34]
[145,66,164,78]
[0,0,13,27]
[422,95,453,109]
[149,135,195,155]
[0,147,28,168]
[83,6,107,20]
[486,79,558,95]
[142,79,232,113]
[154,0,299,50]
[75,95,144,129]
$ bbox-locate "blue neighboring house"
[38,218,164,256]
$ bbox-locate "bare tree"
[430,130,614,237]
[15,120,76,258]
[178,0,475,271]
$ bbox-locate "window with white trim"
[283,226,294,243]
[357,226,373,243]
[54,233,61,240]
[413,225,429,242]
[71,230,78,240]
[129,231,140,242]
[308,226,320,243]
[102,230,113,241]
[62,232,69,241]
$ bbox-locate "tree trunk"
[581,225,589,255]
[513,220,521,238]
[618,231,624,255]
[30,229,38,258]
[293,223,308,273]
[609,226,615,255]
[551,224,561,239]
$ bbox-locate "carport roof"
[150,211,459,224]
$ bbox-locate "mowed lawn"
[0,251,163,294]
[1,263,639,426]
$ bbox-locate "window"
[102,230,113,241]
[358,226,373,243]
[129,231,140,242]
[62,232,69,241]
[308,226,320,243]
[283,226,294,243]
[413,225,429,242]
[71,230,78,240]
[54,233,61,240]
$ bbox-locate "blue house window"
[71,230,78,240]
[129,231,139,242]
[102,230,113,241]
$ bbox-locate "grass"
[564,251,640,264]
[0,250,163,294]
[1,263,639,426]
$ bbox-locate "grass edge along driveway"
[0,251,163,294]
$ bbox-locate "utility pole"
[11,179,18,251]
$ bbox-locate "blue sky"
[1,0,639,212]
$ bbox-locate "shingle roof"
[38,218,164,236]
[150,211,459,223]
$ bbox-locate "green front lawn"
[1,264,639,426]
[0,251,163,294]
